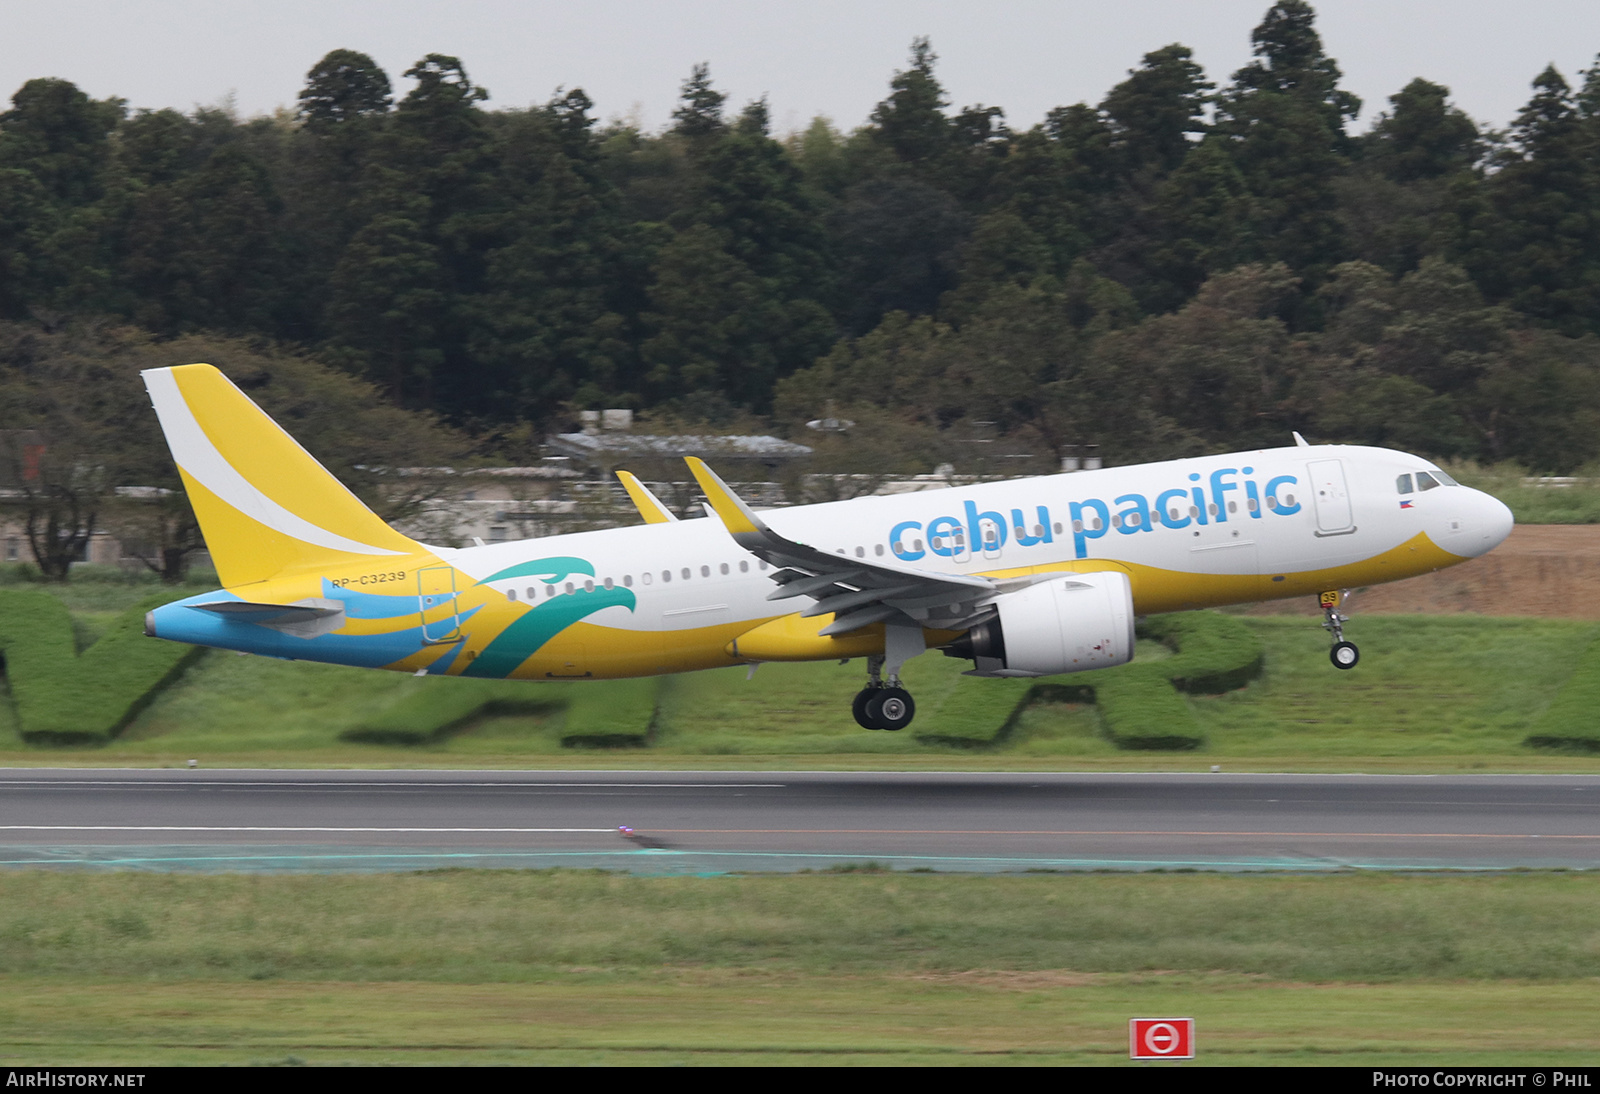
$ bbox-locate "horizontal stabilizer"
[187,598,347,639]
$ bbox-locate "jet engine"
[945,571,1135,677]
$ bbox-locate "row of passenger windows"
[503,558,771,600]
[501,487,1324,602]
[504,486,1328,603]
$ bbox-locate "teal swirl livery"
[465,558,635,678]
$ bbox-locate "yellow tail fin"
[142,364,420,588]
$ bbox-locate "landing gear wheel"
[1330,641,1359,670]
[866,687,915,731]
[852,687,881,730]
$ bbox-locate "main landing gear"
[852,623,927,730]
[1321,589,1359,670]
[853,655,917,730]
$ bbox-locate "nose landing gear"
[1321,590,1359,669]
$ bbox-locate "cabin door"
[417,565,462,643]
[1307,459,1355,535]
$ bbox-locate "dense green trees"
[0,4,1599,478]
[0,322,467,580]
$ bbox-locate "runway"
[1,769,1598,873]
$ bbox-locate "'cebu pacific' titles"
[142,364,1514,731]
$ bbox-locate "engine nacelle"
[948,571,1135,678]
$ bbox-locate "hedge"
[0,589,201,745]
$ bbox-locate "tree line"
[3,0,1600,494]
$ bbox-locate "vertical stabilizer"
[142,364,420,588]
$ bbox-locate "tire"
[866,687,916,731]
[852,687,880,729]
[1330,641,1359,670]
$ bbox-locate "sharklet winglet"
[616,470,678,524]
[685,456,766,540]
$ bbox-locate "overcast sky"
[7,1,1600,136]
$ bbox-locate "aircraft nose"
[1461,488,1514,558]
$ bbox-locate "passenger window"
[1397,474,1414,494]
[506,588,517,601]
[682,568,692,580]
[1416,472,1440,492]
[584,580,594,592]
[739,560,749,573]
[1111,515,1122,529]
[700,565,710,578]
[1072,520,1083,533]
[623,575,633,588]
[1266,497,1278,510]
[603,577,614,590]
[1227,501,1237,514]
[913,539,923,552]
[874,544,884,557]
[855,546,865,558]
[1189,506,1199,518]
[1247,499,1259,513]
[662,570,671,583]
[1053,522,1063,535]
[719,563,729,575]
[758,560,768,571]
[525,587,536,599]
[564,582,574,595]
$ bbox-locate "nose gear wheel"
[1320,590,1360,670]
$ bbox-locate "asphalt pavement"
[1,768,1596,873]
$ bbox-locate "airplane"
[141,363,1515,731]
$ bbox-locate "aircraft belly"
[519,619,747,678]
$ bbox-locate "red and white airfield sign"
[1130,1018,1195,1060]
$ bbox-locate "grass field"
[0,566,1597,770]
[4,577,1599,1066]
[0,613,1594,771]
[2,870,1597,1065]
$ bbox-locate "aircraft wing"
[685,457,1015,636]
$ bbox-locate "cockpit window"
[1415,471,1441,491]
[1431,469,1459,486]
[1396,474,1414,494]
